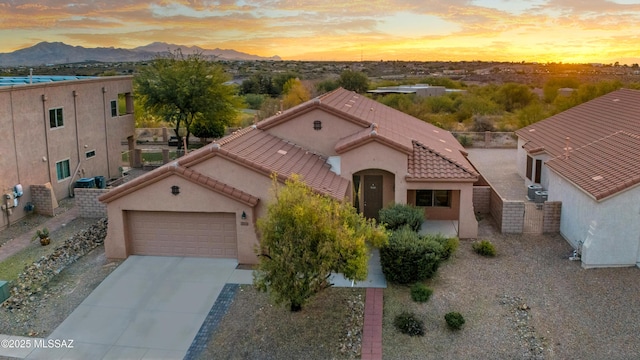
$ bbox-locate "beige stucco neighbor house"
[515,89,640,268]
[100,88,479,264]
[0,76,135,230]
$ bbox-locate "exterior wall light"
[241,211,247,220]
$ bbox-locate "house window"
[110,100,118,117]
[56,159,71,181]
[416,190,451,207]
[49,108,64,128]
[313,120,322,130]
[526,156,533,181]
[85,150,96,159]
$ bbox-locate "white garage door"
[127,211,237,258]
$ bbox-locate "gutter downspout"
[102,87,111,179]
[68,90,82,198]
[41,94,53,186]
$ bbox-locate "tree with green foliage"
[135,50,242,148]
[282,78,311,109]
[493,83,535,112]
[254,175,388,311]
[338,70,370,93]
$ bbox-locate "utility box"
[0,280,10,304]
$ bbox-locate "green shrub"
[410,283,433,303]
[378,203,425,232]
[394,312,425,336]
[473,240,496,257]
[445,312,465,330]
[430,234,459,260]
[457,134,473,147]
[380,227,443,284]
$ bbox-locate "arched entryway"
[353,169,395,220]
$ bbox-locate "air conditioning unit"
[534,190,548,204]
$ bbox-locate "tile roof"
[408,141,478,181]
[260,88,478,181]
[99,163,259,206]
[545,131,640,201]
[516,89,640,157]
[202,127,350,199]
[516,88,640,199]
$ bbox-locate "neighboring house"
[0,76,135,230]
[368,84,466,97]
[100,88,479,264]
[515,89,640,268]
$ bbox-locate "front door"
[363,175,383,220]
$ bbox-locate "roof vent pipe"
[565,137,570,159]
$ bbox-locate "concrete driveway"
[24,256,252,360]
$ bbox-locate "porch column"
[458,185,478,238]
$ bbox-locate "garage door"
[127,211,237,258]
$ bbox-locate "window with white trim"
[110,100,118,117]
[56,159,71,181]
[49,108,64,128]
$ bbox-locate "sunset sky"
[1,0,639,64]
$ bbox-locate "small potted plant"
[32,227,50,246]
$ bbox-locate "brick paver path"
[361,288,383,360]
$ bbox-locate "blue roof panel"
[0,75,97,87]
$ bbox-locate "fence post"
[133,148,142,168]
[162,149,170,164]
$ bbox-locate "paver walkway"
[361,288,383,360]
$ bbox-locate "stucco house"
[0,76,135,230]
[515,88,640,268]
[100,88,479,264]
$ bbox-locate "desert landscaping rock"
[2,218,108,311]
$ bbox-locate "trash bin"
[527,184,543,200]
[75,177,96,188]
[94,176,106,189]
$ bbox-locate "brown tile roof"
[206,127,349,199]
[260,88,478,181]
[99,163,259,206]
[516,89,640,157]
[407,141,478,181]
[516,88,640,199]
[545,131,640,201]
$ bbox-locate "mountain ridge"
[0,42,281,66]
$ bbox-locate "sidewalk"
[0,207,80,262]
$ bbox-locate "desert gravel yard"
[2,206,639,360]
[382,218,640,360]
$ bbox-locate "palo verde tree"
[254,175,388,312]
[338,70,370,93]
[135,50,242,148]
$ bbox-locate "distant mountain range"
[0,42,281,67]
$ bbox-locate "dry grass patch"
[199,286,364,360]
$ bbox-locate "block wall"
[30,183,57,217]
[75,188,110,218]
[543,201,562,233]
[502,201,525,233]
[473,186,491,214]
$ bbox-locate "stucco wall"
[104,174,259,264]
[0,77,134,229]
[339,141,408,204]
[265,108,365,156]
[547,170,640,268]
